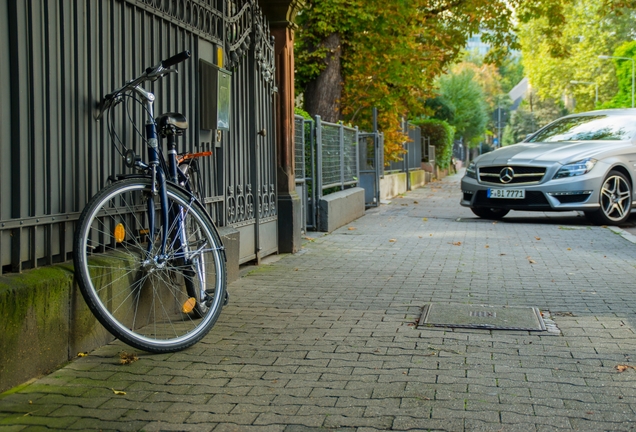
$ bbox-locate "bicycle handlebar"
[162,50,191,69]
[96,51,191,120]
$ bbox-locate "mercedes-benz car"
[460,109,636,225]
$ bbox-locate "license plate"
[487,188,525,199]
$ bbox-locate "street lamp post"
[570,80,598,105]
[599,54,635,108]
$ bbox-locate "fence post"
[355,126,360,187]
[403,118,411,191]
[315,115,323,201]
[339,122,345,190]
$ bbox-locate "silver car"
[460,109,636,224]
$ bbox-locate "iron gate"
[0,0,276,272]
[222,2,278,263]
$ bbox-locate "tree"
[295,0,525,162]
[437,69,489,148]
[601,41,636,109]
[518,0,636,111]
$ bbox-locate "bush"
[411,119,455,169]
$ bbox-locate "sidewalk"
[2,173,636,431]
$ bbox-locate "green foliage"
[498,56,525,94]
[437,69,489,147]
[600,41,636,109]
[502,95,568,145]
[424,97,455,123]
[295,0,529,163]
[294,107,312,120]
[412,119,455,170]
[518,0,636,111]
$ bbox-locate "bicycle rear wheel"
[73,177,226,353]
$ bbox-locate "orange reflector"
[114,223,125,243]
[182,297,196,314]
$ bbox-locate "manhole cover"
[419,303,546,331]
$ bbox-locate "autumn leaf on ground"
[452,242,462,246]
[348,227,356,230]
[119,352,139,365]
[389,239,396,242]
[422,218,428,222]
[535,237,541,240]
[567,248,571,251]
[77,352,88,358]
[485,245,489,248]
[616,365,636,372]
[527,257,536,264]
[112,388,127,395]
[414,201,419,204]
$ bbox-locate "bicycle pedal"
[181,297,196,314]
[223,291,229,306]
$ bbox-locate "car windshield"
[527,114,636,142]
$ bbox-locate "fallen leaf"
[485,245,489,248]
[452,242,462,246]
[528,259,536,264]
[348,227,356,230]
[414,201,419,204]
[389,239,396,242]
[112,388,127,395]
[77,352,88,358]
[500,253,506,256]
[119,352,139,365]
[422,218,428,222]
[615,365,636,372]
[535,237,541,240]
[567,248,571,251]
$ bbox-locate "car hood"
[475,141,632,165]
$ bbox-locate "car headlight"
[465,161,477,179]
[554,158,597,179]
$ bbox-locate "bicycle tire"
[73,177,226,353]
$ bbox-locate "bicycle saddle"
[156,112,188,136]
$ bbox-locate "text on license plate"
[487,189,525,199]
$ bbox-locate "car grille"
[474,190,550,208]
[478,166,546,185]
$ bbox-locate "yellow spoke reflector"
[114,223,125,243]
[182,297,196,314]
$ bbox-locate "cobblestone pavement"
[3,172,636,431]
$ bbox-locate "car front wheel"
[585,170,632,225]
[471,207,510,220]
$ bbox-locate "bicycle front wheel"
[73,177,226,353]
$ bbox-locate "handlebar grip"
[162,50,191,68]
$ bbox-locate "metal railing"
[314,116,359,199]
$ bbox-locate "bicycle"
[73,51,227,353]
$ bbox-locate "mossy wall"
[0,266,73,392]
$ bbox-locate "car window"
[527,115,635,142]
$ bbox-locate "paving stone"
[5,174,636,430]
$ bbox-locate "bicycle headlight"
[554,158,597,179]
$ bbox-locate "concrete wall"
[379,169,430,201]
[318,187,366,233]
[0,231,240,394]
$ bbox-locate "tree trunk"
[304,32,342,123]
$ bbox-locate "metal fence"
[0,0,276,272]
[314,116,359,198]
[385,121,424,173]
